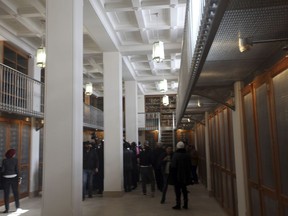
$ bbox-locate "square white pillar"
[42,1,83,215]
[124,81,138,144]
[103,52,123,195]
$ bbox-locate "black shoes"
[172,205,181,210]
[2,210,8,213]
[172,204,188,210]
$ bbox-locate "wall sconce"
[239,36,288,52]
[35,118,44,131]
[162,95,169,106]
[238,37,253,52]
[85,82,93,95]
[197,99,202,107]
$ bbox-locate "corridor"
[0,184,227,216]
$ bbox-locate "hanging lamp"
[159,79,168,92]
[36,20,46,68]
[36,46,46,68]
[85,82,93,95]
[162,95,169,106]
[152,13,164,63]
[152,41,164,63]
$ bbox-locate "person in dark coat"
[83,141,99,200]
[152,142,165,192]
[123,141,133,192]
[130,141,139,190]
[170,141,192,210]
[1,149,21,213]
[138,141,155,197]
[94,139,104,196]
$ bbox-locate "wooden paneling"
[242,57,288,215]
[0,118,31,204]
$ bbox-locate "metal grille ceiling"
[0,0,288,129]
[181,0,288,128]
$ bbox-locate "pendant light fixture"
[152,13,164,63]
[85,82,93,95]
[162,95,169,106]
[159,79,168,92]
[152,41,164,63]
[36,20,46,68]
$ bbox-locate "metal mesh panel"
[255,84,275,188]
[243,93,258,181]
[272,69,288,196]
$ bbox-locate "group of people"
[123,140,199,210]
[0,139,198,212]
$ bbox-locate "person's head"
[176,141,185,150]
[166,146,173,154]
[123,142,130,150]
[156,142,162,148]
[143,141,150,150]
[5,149,16,159]
[84,141,92,149]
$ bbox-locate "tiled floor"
[0,184,227,216]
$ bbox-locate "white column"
[103,52,123,196]
[42,1,83,215]
[137,95,145,113]
[28,57,41,196]
[124,81,138,144]
[205,112,212,193]
[232,81,248,216]
[29,119,40,197]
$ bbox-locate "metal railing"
[83,104,104,130]
[138,112,160,131]
[0,63,104,129]
[0,63,44,117]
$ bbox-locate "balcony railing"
[138,112,160,131]
[83,104,104,130]
[0,63,104,129]
[0,63,44,117]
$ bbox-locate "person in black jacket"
[83,141,99,200]
[152,142,165,192]
[138,141,155,197]
[94,139,104,196]
[1,149,20,213]
[123,141,133,192]
[170,141,192,210]
[130,141,139,190]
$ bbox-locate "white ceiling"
[1,0,288,128]
[0,0,186,97]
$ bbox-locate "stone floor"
[0,184,227,216]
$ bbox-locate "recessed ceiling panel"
[118,31,143,44]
